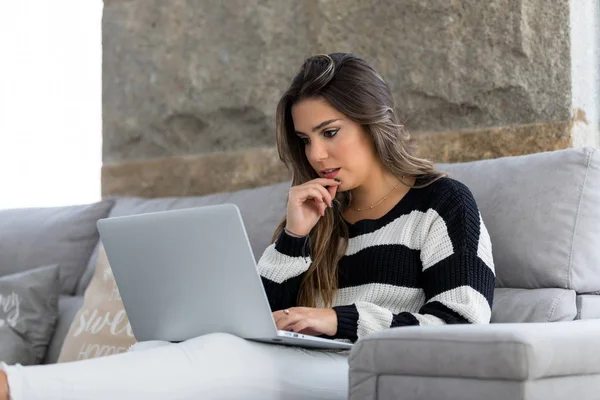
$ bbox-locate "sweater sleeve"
[331,181,496,342]
[257,230,312,312]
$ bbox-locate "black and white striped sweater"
[258,176,496,342]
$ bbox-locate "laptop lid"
[97,204,279,342]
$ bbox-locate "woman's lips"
[323,168,341,179]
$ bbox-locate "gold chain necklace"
[355,180,403,211]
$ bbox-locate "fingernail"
[334,179,341,183]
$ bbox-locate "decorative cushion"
[0,265,60,365]
[58,245,136,362]
[43,295,84,364]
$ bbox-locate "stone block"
[102,0,573,163]
[101,147,290,198]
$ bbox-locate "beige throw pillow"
[58,244,137,362]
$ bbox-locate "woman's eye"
[299,129,337,145]
[324,129,339,138]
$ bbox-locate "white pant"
[2,333,349,400]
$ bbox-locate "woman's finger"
[275,313,301,331]
[296,326,320,336]
[272,311,285,325]
[313,184,335,207]
[305,185,333,207]
[288,320,309,334]
[319,201,327,217]
[293,181,336,207]
[300,188,326,205]
[273,309,295,325]
[279,315,306,331]
[310,178,342,188]
[274,315,287,330]
[327,183,338,200]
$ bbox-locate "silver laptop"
[96,204,352,350]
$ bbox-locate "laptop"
[96,204,352,350]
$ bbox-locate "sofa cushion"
[43,295,84,364]
[576,294,600,319]
[58,244,136,362]
[0,265,60,365]
[491,288,576,323]
[349,319,600,382]
[0,200,115,295]
[438,147,600,293]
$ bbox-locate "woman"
[0,53,495,399]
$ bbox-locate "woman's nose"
[308,141,328,162]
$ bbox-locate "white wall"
[0,0,103,209]
[570,0,600,148]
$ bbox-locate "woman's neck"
[349,169,405,211]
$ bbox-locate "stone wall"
[102,0,599,198]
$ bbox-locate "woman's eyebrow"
[295,119,340,135]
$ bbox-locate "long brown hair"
[273,53,447,308]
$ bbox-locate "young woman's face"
[291,97,379,191]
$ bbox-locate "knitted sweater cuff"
[332,304,359,342]
[275,230,310,258]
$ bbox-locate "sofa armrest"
[349,320,600,400]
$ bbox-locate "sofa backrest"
[437,147,600,295]
[0,200,114,295]
[76,180,292,294]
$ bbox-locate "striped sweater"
[258,176,496,342]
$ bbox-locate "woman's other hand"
[0,370,8,400]
[273,307,338,337]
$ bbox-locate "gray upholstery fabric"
[348,319,600,381]
[0,200,114,295]
[75,243,101,296]
[492,288,577,323]
[0,265,60,365]
[437,147,600,293]
[365,374,600,400]
[576,294,600,319]
[43,295,84,364]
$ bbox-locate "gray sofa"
[1,146,598,399]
